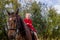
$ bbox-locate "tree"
[0,0,8,39]
[10,0,21,10]
[47,7,60,40]
[30,1,41,33]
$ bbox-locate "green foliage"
[30,1,47,37]
[0,12,7,40]
[47,8,60,39]
[10,0,21,10]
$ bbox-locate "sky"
[18,0,60,14]
[5,0,60,14]
[36,0,60,14]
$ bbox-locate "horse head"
[7,9,20,39]
[7,9,19,29]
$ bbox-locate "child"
[24,13,39,40]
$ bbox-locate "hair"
[25,13,31,17]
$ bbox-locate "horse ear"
[7,11,10,15]
[16,8,19,15]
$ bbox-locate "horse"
[6,9,32,40]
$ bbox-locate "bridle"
[5,15,19,39]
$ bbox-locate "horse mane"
[16,15,26,36]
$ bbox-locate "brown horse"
[7,9,32,40]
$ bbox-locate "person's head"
[25,13,31,19]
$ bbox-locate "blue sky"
[37,0,60,6]
[36,0,60,14]
[18,0,60,14]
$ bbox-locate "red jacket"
[24,18,36,32]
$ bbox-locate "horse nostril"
[14,20,16,23]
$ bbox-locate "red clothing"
[24,18,36,32]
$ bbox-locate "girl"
[24,13,39,40]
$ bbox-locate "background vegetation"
[0,0,60,40]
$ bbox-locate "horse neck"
[16,15,25,29]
